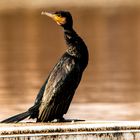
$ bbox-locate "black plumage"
[1,11,89,123]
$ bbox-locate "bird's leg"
[51,117,85,123]
[62,119,85,122]
[51,117,65,122]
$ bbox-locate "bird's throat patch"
[54,16,66,25]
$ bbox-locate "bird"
[1,11,89,123]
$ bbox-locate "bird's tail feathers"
[1,111,30,123]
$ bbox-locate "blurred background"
[0,0,140,121]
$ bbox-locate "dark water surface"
[1,8,140,121]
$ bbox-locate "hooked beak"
[41,11,66,25]
[41,12,55,18]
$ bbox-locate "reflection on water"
[0,8,140,121]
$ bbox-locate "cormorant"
[1,11,89,123]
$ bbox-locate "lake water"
[1,7,140,121]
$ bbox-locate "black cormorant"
[1,11,89,123]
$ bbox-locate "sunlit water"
[0,8,140,121]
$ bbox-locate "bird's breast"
[63,59,75,73]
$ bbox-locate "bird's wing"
[38,55,81,121]
[28,75,50,119]
[34,78,49,105]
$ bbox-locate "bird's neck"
[64,28,77,46]
[64,28,84,55]
[64,28,89,70]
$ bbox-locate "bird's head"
[41,11,73,29]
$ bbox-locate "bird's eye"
[56,14,61,17]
